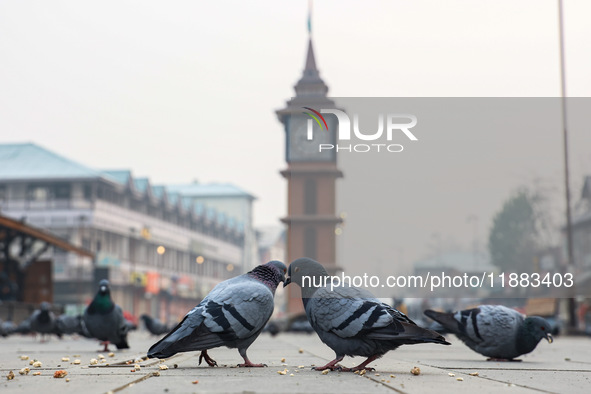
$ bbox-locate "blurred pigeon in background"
[30,302,61,340]
[140,314,169,336]
[83,279,130,351]
[285,258,450,371]
[1,317,17,337]
[424,305,553,361]
[147,261,286,367]
[0,307,18,337]
[15,316,32,335]
[56,314,85,336]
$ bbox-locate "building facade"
[0,143,247,323]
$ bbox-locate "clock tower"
[276,38,343,314]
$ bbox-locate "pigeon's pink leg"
[237,349,266,367]
[313,356,345,371]
[99,341,110,352]
[199,350,218,367]
[340,354,380,372]
[237,357,267,368]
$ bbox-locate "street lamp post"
[557,0,577,331]
[156,245,166,324]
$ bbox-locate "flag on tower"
[307,0,312,34]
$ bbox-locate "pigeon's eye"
[540,326,545,331]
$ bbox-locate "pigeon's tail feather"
[424,309,458,333]
[366,321,451,345]
[147,317,226,359]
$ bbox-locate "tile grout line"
[421,363,560,394]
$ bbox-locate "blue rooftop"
[0,143,247,233]
[133,178,149,193]
[102,170,132,185]
[0,143,106,181]
[166,183,255,200]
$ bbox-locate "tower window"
[304,227,317,259]
[304,178,317,214]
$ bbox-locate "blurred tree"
[488,188,550,272]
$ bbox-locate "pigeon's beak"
[100,286,107,293]
[546,333,553,344]
[283,276,291,287]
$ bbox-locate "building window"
[304,178,317,214]
[53,183,71,199]
[304,227,317,259]
[83,184,93,201]
[27,185,49,201]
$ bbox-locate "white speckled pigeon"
[30,302,61,340]
[147,260,286,367]
[424,305,553,361]
[285,258,450,372]
[83,279,130,351]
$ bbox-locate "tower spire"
[294,0,327,100]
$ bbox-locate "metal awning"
[0,213,94,259]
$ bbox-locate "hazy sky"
[1,1,590,260]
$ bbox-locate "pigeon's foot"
[340,354,380,372]
[340,366,376,372]
[313,356,345,371]
[237,360,267,368]
[487,357,522,362]
[99,341,110,352]
[238,351,267,368]
[199,350,218,367]
[313,365,344,371]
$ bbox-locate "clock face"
[287,115,335,162]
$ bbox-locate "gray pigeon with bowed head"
[147,260,286,367]
[284,258,450,372]
[30,302,61,339]
[83,279,130,351]
[424,305,553,361]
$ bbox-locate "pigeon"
[424,305,553,361]
[284,258,450,371]
[147,260,287,367]
[30,302,61,340]
[83,279,130,351]
[15,317,32,335]
[56,314,85,336]
[140,314,170,336]
[1,318,17,337]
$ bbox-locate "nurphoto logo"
[302,107,419,153]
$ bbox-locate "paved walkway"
[1,331,590,393]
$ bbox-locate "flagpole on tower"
[308,0,313,36]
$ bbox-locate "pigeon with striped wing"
[424,305,553,361]
[147,261,286,367]
[284,258,450,372]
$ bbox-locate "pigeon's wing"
[148,276,274,358]
[112,305,130,349]
[56,315,79,335]
[29,310,41,331]
[201,278,275,338]
[308,286,411,339]
[425,305,521,348]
